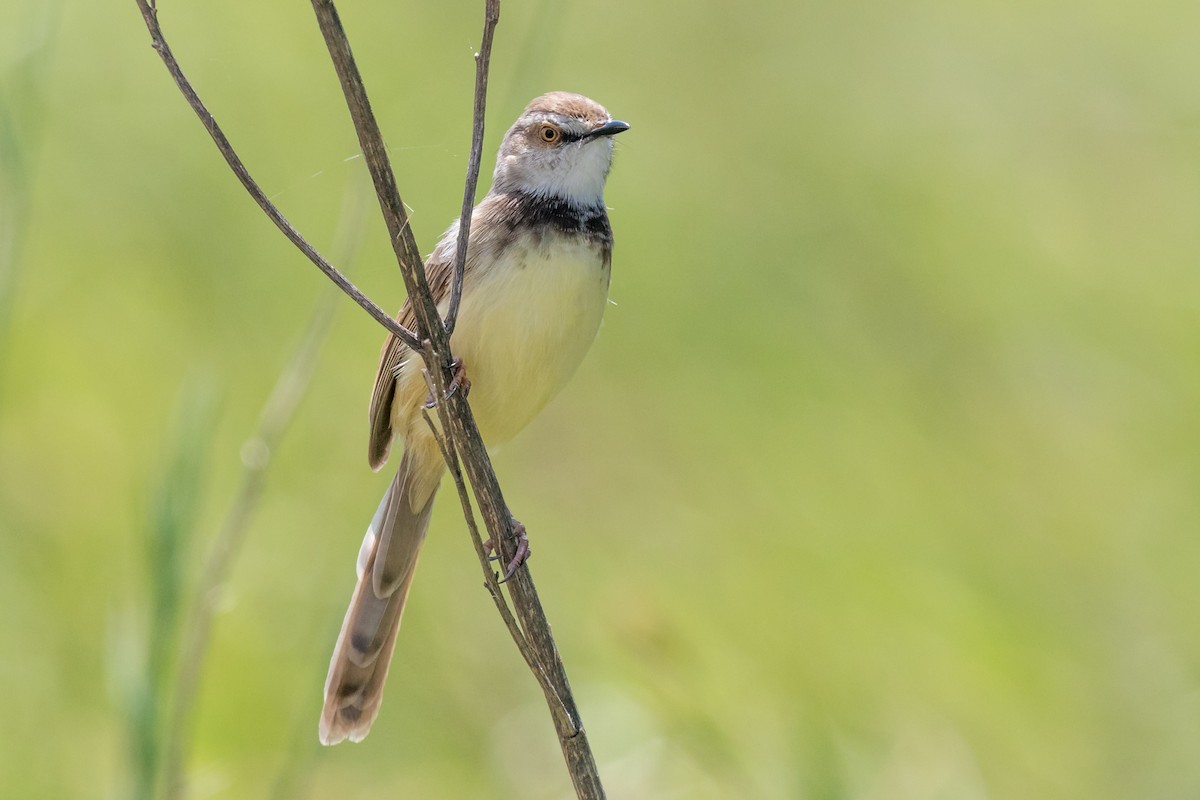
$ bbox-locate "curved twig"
[133,0,421,351]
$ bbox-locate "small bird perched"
[319,92,629,745]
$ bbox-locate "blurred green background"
[3,0,1199,797]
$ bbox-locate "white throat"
[501,138,614,207]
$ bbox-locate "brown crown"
[522,92,610,125]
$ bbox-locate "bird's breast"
[446,230,611,445]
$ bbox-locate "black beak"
[587,119,631,138]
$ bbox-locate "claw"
[424,358,471,409]
[446,358,470,400]
[499,531,530,583]
[484,520,530,583]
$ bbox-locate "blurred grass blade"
[0,3,60,396]
[161,183,370,800]
[130,375,220,800]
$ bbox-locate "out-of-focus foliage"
[2,0,1198,797]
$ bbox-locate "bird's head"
[492,92,629,207]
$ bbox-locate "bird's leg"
[445,357,471,400]
[483,517,531,583]
[424,358,470,408]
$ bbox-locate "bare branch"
[132,0,420,351]
[444,0,501,336]
[420,353,571,732]
[308,0,441,348]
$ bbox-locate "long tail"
[319,449,442,745]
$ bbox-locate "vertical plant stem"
[133,379,219,800]
[444,0,500,336]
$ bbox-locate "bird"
[319,92,629,745]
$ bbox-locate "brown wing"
[366,238,457,470]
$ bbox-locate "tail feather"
[319,450,441,745]
[372,448,438,598]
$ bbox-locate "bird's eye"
[539,124,561,143]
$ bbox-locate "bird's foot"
[424,358,470,408]
[483,518,530,583]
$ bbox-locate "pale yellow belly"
[443,233,610,445]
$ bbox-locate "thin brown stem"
[444,0,500,337]
[132,0,420,351]
[420,356,570,731]
[308,0,439,347]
